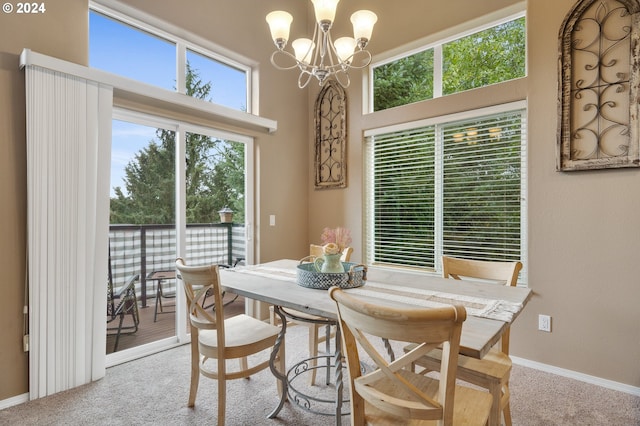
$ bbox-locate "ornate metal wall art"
[558,0,640,171]
[315,80,347,189]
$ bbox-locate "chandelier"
[266,0,377,89]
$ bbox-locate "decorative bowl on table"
[296,260,367,290]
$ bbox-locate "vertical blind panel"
[365,109,525,271]
[26,65,112,399]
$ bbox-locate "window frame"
[367,7,526,113]
[107,106,255,366]
[90,1,254,114]
[364,101,528,282]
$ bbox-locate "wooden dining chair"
[329,286,493,425]
[270,244,353,385]
[407,255,523,426]
[176,258,285,426]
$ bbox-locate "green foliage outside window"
[443,18,525,94]
[373,17,525,111]
[373,50,434,111]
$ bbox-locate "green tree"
[443,18,525,94]
[110,63,245,224]
[110,140,175,224]
[373,17,525,111]
[373,49,434,111]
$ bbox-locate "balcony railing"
[109,223,245,307]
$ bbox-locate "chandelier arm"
[301,22,320,69]
[319,26,330,64]
[270,50,302,71]
[324,31,339,69]
[334,69,351,88]
[320,63,351,74]
[311,23,324,71]
[298,71,314,89]
[342,50,373,70]
[313,31,344,85]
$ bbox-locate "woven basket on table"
[296,261,367,290]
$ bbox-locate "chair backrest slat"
[176,258,225,341]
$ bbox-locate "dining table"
[219,259,532,425]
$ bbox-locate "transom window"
[89,8,249,112]
[364,103,527,272]
[372,15,525,112]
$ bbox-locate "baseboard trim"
[511,356,640,397]
[2,356,638,410]
[0,392,29,410]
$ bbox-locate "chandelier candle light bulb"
[351,10,377,48]
[334,37,357,63]
[292,38,315,63]
[312,0,339,29]
[266,0,377,88]
[265,11,293,50]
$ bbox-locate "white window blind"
[365,105,527,272]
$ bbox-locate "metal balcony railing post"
[226,223,233,266]
[140,226,147,308]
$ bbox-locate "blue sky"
[89,12,246,196]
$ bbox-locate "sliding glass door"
[107,117,177,355]
[107,111,253,362]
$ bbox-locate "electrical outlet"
[538,314,551,332]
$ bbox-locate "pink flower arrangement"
[320,227,352,253]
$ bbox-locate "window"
[372,15,525,112]
[89,12,176,90]
[186,49,248,111]
[89,8,249,112]
[364,103,526,272]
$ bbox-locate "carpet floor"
[1,324,639,425]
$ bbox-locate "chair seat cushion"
[199,314,280,357]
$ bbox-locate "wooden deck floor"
[106,292,246,354]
